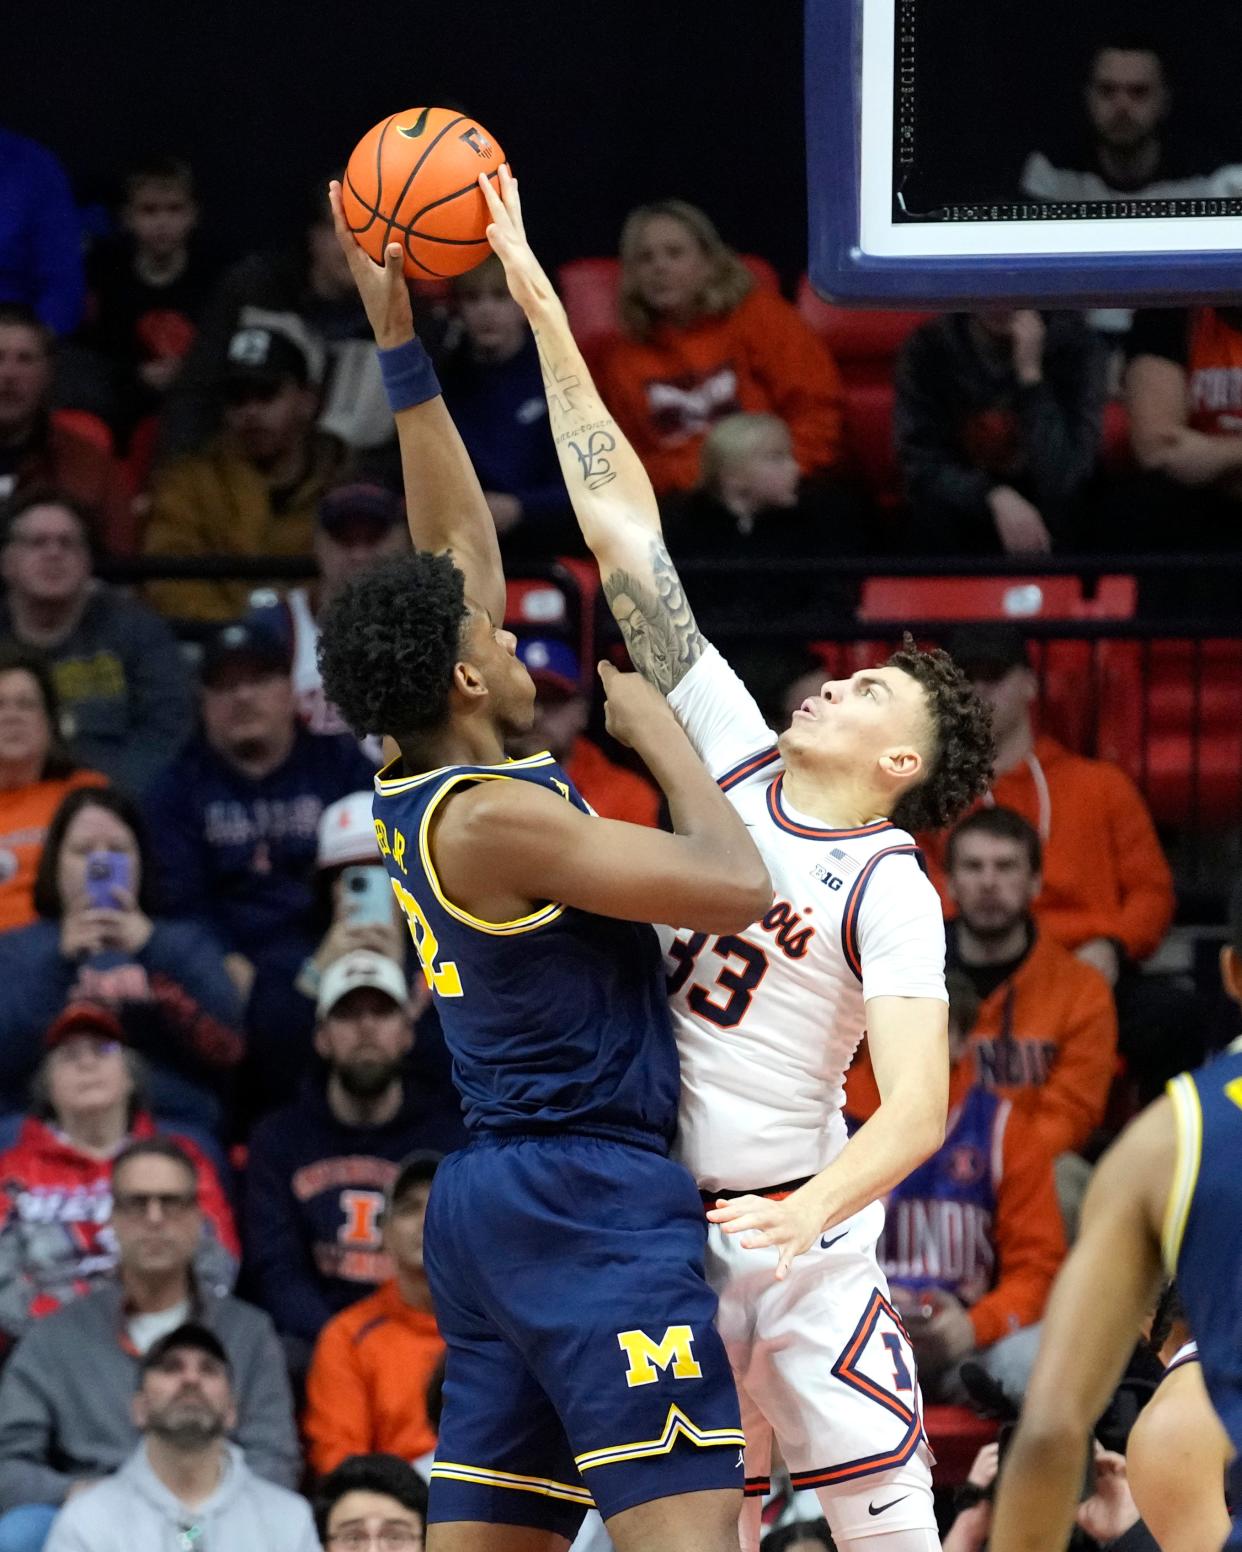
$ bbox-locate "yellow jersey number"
[391,879,463,997]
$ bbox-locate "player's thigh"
[468,1136,745,1524]
[423,1155,591,1541]
[606,1487,741,1552]
[428,1525,571,1552]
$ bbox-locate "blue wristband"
[378,338,440,413]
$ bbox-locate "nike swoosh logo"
[868,1495,909,1517]
[398,107,432,138]
[819,1231,847,1250]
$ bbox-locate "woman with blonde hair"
[600,199,845,495]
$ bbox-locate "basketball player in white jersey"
[482,170,994,1552]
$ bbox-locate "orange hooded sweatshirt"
[303,1278,443,1476]
[922,734,1174,960]
[598,287,845,495]
[845,927,1116,1158]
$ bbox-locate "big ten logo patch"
[338,1188,385,1248]
[617,1325,703,1388]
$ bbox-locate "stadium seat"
[556,254,782,370]
[125,414,160,493]
[1096,639,1242,827]
[858,575,1086,623]
[923,1405,999,1487]
[51,407,115,455]
[794,277,932,386]
[840,381,903,510]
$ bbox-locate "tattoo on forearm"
[602,537,705,695]
[569,429,617,489]
[533,332,584,418]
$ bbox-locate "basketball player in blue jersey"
[318,185,771,1552]
[987,874,1242,1552]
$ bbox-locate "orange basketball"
[341,107,505,280]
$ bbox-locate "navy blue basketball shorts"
[424,1132,744,1537]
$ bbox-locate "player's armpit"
[433,778,767,934]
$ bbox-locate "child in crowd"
[84,156,217,444]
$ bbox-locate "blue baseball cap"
[517,637,581,696]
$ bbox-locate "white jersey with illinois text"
[665,645,945,1549]
[665,645,947,1195]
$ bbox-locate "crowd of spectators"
[0,65,1234,1544]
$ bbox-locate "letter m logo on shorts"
[616,1325,703,1388]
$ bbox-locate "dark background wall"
[0,0,809,278]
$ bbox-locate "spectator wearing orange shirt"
[510,638,659,828]
[303,1152,443,1477]
[925,626,1189,1103]
[0,646,104,935]
[854,971,1066,1406]
[847,807,1116,1199]
[598,201,844,496]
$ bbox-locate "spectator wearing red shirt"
[509,638,659,828]
[0,1001,237,1345]
[598,200,844,495]
[0,306,134,556]
[303,1152,443,1477]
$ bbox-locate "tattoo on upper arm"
[602,536,705,695]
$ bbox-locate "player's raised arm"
[328,181,505,623]
[480,168,705,696]
[987,1101,1172,1552]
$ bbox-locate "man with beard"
[303,1152,443,1476]
[43,1323,317,1552]
[244,952,464,1370]
[849,808,1116,1208]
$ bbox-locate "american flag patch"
[827,847,860,875]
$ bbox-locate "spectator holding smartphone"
[0,785,243,1132]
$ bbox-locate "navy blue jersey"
[373,752,679,1145]
[1164,1038,1242,1463]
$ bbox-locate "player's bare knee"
[607,1486,741,1552]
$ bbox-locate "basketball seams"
[382,113,468,253]
[344,109,502,279]
[407,167,503,235]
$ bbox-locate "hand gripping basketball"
[327,180,414,350]
[479,165,558,316]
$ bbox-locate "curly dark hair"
[887,633,994,832]
[317,550,468,740]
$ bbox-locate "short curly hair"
[317,550,468,739]
[887,633,994,832]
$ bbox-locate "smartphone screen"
[341,865,394,927]
[84,851,133,911]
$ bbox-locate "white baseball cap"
[317,951,409,1018]
[318,791,380,870]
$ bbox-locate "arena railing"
[115,552,1242,913]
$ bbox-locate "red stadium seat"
[858,575,1086,623]
[1099,398,1133,473]
[51,407,114,455]
[556,254,782,370]
[794,277,932,386]
[1096,639,1242,826]
[923,1406,999,1487]
[841,382,902,510]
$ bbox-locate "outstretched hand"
[706,1188,828,1280]
[479,164,557,315]
[326,180,414,349]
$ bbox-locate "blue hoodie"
[0,129,84,335]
